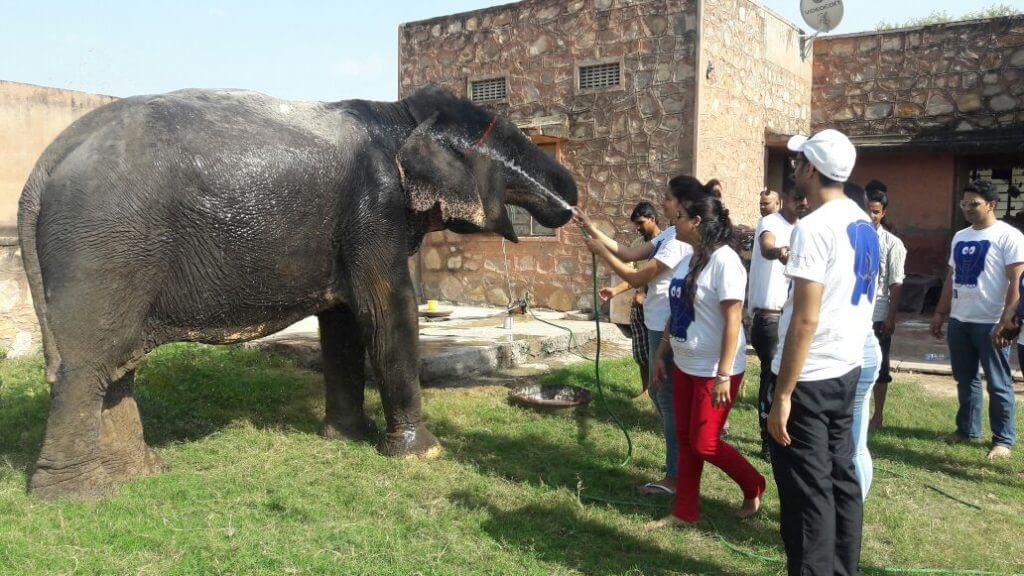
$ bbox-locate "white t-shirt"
[748,212,795,312]
[644,226,691,331]
[771,198,879,382]
[948,221,1024,325]
[668,246,748,377]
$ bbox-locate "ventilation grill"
[471,77,507,102]
[579,62,621,90]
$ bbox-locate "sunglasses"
[959,200,989,209]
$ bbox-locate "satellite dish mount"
[799,0,844,60]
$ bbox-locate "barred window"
[578,62,621,91]
[507,143,557,237]
[470,77,507,102]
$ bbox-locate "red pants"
[672,367,765,522]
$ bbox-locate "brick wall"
[399,0,699,310]
[696,0,811,226]
[812,16,1024,137]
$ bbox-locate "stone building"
[401,3,1023,310]
[0,81,116,356]
[813,16,1024,277]
[399,0,811,311]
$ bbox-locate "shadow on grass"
[0,344,333,478]
[431,416,785,563]
[448,489,751,575]
[869,424,1024,490]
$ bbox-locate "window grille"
[470,77,507,102]
[506,143,558,237]
[579,62,621,90]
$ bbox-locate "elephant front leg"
[361,284,440,458]
[318,305,379,441]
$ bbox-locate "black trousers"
[750,312,781,445]
[873,321,893,385]
[769,367,863,576]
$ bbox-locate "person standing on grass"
[598,201,662,398]
[748,185,808,461]
[575,175,709,497]
[759,189,781,217]
[865,182,907,434]
[929,180,1024,460]
[843,182,883,501]
[767,129,876,576]
[646,194,765,529]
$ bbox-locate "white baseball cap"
[787,129,856,182]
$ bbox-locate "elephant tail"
[17,158,61,384]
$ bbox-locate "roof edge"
[820,13,1023,41]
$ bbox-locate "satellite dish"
[800,0,844,33]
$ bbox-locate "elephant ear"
[398,113,486,229]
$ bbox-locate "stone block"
[865,103,892,120]
[424,249,443,271]
[990,94,1018,112]
[955,93,983,113]
[446,256,462,270]
[880,36,904,52]
[1011,48,1024,68]
[924,94,954,116]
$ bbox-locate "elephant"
[17,85,577,499]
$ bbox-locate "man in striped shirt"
[865,182,907,433]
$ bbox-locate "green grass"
[1,344,1023,575]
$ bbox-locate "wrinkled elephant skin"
[17,85,577,499]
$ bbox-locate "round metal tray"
[509,383,592,409]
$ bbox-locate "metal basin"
[509,384,592,410]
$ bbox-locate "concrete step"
[245,305,629,385]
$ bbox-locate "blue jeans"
[947,318,1016,447]
[852,333,881,500]
[648,329,677,479]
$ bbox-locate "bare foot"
[988,445,1012,460]
[644,515,696,531]
[737,495,761,519]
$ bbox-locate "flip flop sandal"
[639,482,675,496]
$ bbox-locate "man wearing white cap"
[767,129,879,576]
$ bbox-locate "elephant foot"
[378,424,441,458]
[31,446,165,501]
[320,415,380,442]
[30,458,118,501]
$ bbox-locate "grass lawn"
[1,343,1023,575]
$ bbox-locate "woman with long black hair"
[648,195,766,528]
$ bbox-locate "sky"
[1,0,1022,102]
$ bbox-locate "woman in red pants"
[648,194,766,528]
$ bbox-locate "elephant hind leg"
[98,370,165,482]
[31,364,163,500]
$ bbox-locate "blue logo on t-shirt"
[953,240,991,287]
[668,277,694,340]
[847,221,880,305]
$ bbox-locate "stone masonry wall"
[0,238,36,357]
[399,0,699,311]
[812,16,1024,137]
[696,0,811,227]
[0,82,117,357]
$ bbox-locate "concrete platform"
[887,315,1024,381]
[247,305,630,385]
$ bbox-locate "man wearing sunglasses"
[929,180,1024,460]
